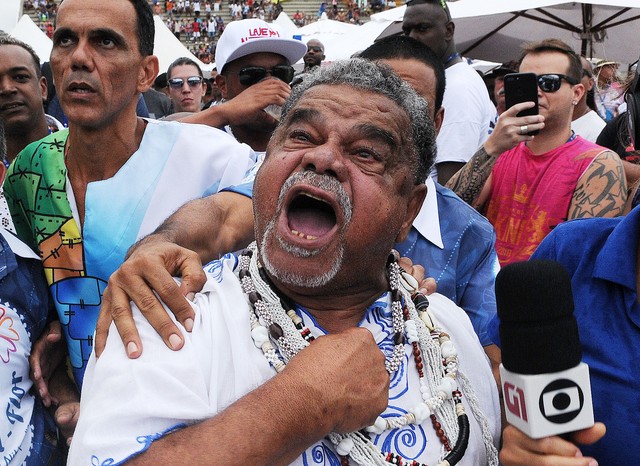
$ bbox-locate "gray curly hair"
[281,58,436,184]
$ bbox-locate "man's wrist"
[126,231,175,259]
[482,140,498,157]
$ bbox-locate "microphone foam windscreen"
[496,260,582,374]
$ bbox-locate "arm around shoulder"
[150,191,254,263]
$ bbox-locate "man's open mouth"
[68,82,96,94]
[286,192,338,241]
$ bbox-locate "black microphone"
[496,260,594,439]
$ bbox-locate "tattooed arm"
[568,150,627,219]
[446,145,497,210]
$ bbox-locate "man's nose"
[300,142,348,180]
[0,77,17,95]
[70,40,94,71]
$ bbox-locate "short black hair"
[167,57,204,79]
[130,0,155,56]
[0,35,42,77]
[520,39,582,82]
[405,0,451,21]
[359,35,445,112]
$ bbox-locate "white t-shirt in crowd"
[572,109,606,143]
[434,61,497,178]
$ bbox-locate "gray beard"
[259,171,351,289]
[260,218,344,288]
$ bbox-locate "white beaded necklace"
[239,243,498,466]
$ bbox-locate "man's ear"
[395,183,427,243]
[572,82,586,105]
[138,55,159,93]
[216,73,228,99]
[445,20,455,42]
[39,75,48,102]
[434,107,444,135]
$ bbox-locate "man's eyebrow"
[90,28,127,46]
[52,27,75,43]
[7,65,33,74]
[353,123,399,149]
[284,107,322,126]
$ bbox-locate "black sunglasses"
[168,76,204,89]
[307,46,323,53]
[231,65,295,86]
[537,74,579,93]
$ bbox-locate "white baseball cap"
[215,19,307,73]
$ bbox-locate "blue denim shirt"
[396,182,499,346]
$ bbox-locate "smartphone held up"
[504,72,540,135]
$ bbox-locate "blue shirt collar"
[594,206,640,291]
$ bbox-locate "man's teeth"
[291,229,317,240]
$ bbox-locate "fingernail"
[126,341,138,357]
[184,318,194,332]
[67,437,73,446]
[186,292,195,302]
[589,460,598,466]
[39,389,45,398]
[169,333,182,350]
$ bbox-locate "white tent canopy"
[9,14,53,64]
[297,17,359,38]
[372,1,640,64]
[322,19,395,61]
[273,11,300,37]
[153,16,212,73]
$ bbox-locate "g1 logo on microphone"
[539,379,584,423]
[504,382,527,421]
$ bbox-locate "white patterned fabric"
[69,255,500,465]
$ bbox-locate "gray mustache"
[277,171,352,224]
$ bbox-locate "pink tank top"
[486,136,604,265]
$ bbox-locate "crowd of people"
[1,0,639,464]
[151,0,372,67]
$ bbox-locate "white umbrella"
[374,1,640,64]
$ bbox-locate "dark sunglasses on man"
[537,73,579,93]
[227,65,295,87]
[168,76,204,89]
[307,46,323,53]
